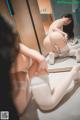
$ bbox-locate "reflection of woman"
[49,15,72,40]
[43,15,72,58]
[43,14,80,64]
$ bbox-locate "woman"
[16,30,80,113]
[43,14,80,64]
[0,15,48,118]
[17,46,80,112]
[49,14,72,40]
[13,44,80,112]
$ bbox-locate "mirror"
[37,0,80,73]
[31,2,80,120]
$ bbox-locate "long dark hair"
[0,15,19,119]
[62,14,74,39]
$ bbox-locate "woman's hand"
[20,43,48,76]
[37,56,48,74]
[28,56,48,78]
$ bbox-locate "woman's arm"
[20,43,44,63]
[20,43,48,73]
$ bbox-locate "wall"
[12,0,40,50]
[51,0,80,37]
[51,0,72,19]
[72,4,80,37]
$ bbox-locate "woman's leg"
[31,66,80,111]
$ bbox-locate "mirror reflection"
[37,0,80,69]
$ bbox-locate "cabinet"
[0,0,46,53]
[12,0,40,50]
